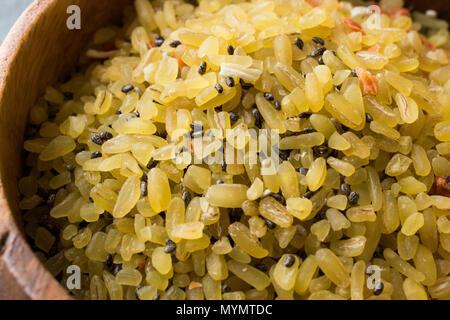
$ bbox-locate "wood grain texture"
[0,0,132,300]
[0,0,447,300]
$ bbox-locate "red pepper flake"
[424,41,437,52]
[368,44,380,53]
[446,50,450,60]
[305,0,323,7]
[133,64,139,70]
[342,17,364,33]
[387,8,410,18]
[149,39,156,48]
[188,281,203,290]
[355,67,379,96]
[175,56,186,69]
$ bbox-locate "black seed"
[330,50,337,56]
[299,167,308,176]
[310,47,326,57]
[314,145,329,156]
[155,39,164,47]
[274,100,281,111]
[284,255,296,268]
[252,108,263,129]
[222,162,227,172]
[222,284,231,293]
[215,83,224,93]
[121,84,134,93]
[116,109,122,115]
[264,92,274,101]
[318,57,324,65]
[348,191,360,205]
[215,106,223,112]
[225,77,235,87]
[216,179,224,184]
[105,254,114,268]
[198,61,207,75]
[299,112,312,118]
[300,72,306,78]
[279,149,290,161]
[134,111,140,117]
[340,183,351,196]
[302,190,314,199]
[240,79,253,90]
[111,263,122,276]
[351,69,357,77]
[91,134,104,145]
[294,37,304,50]
[147,160,158,170]
[169,40,181,48]
[182,191,191,206]
[164,239,177,253]
[141,181,147,196]
[264,218,276,229]
[99,131,113,141]
[227,45,235,55]
[300,128,316,134]
[142,172,148,182]
[336,85,342,91]
[366,113,373,123]
[255,263,268,272]
[312,37,325,45]
[229,112,240,123]
[91,151,103,159]
[373,282,384,296]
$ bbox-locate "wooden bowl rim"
[0,0,71,300]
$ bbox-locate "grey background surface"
[0,0,34,44]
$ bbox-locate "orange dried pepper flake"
[175,56,186,69]
[305,0,323,7]
[368,45,380,53]
[355,67,379,96]
[342,17,363,33]
[424,41,437,52]
[387,8,410,18]
[188,281,203,290]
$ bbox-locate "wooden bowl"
[0,0,447,300]
[0,0,132,300]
